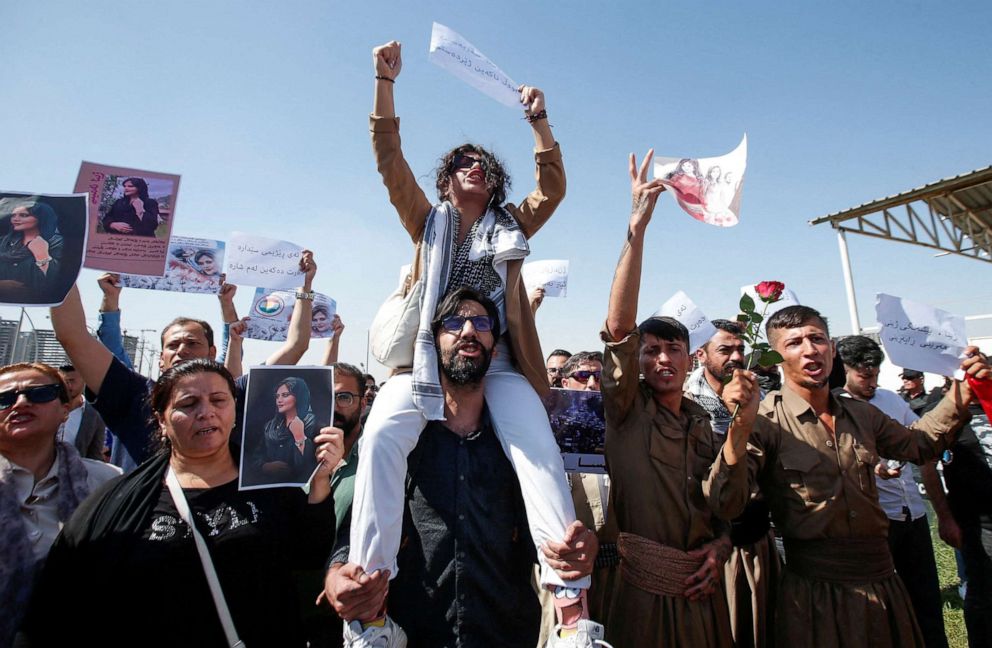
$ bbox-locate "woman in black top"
[0,200,63,292]
[252,376,320,484]
[102,177,161,236]
[21,359,343,647]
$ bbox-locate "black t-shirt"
[26,475,334,647]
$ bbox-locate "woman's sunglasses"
[0,384,62,410]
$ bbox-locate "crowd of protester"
[3,39,992,648]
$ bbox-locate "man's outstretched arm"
[51,285,115,396]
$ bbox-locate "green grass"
[929,507,968,648]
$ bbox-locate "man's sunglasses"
[0,384,62,410]
[441,315,494,333]
[568,370,602,383]
[452,154,486,172]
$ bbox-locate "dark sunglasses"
[568,370,602,383]
[441,315,493,333]
[0,384,62,410]
[452,154,486,171]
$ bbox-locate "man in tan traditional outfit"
[706,304,990,648]
[599,151,733,647]
[685,320,781,648]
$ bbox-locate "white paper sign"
[654,135,747,227]
[245,288,337,341]
[522,259,569,298]
[428,22,520,109]
[223,232,304,290]
[875,293,967,378]
[655,290,717,352]
[740,284,800,318]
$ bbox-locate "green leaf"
[750,312,763,324]
[736,313,749,324]
[739,293,755,314]
[752,342,770,352]
[746,348,763,368]
[758,350,784,367]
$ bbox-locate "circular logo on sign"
[254,294,285,317]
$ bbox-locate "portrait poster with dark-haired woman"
[73,161,180,275]
[240,365,335,490]
[0,191,88,306]
[120,235,225,294]
[245,287,338,341]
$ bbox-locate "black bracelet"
[375,75,395,83]
[525,109,548,123]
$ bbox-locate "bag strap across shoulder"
[166,467,246,648]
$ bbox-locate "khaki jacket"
[370,115,564,396]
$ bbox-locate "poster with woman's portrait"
[0,192,88,307]
[543,388,606,474]
[74,161,180,275]
[120,236,225,294]
[653,135,747,228]
[239,365,334,490]
[245,287,338,341]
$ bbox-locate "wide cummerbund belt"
[730,498,772,547]
[784,536,895,584]
[617,532,704,597]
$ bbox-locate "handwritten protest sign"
[223,233,304,290]
[74,161,180,275]
[120,236,224,294]
[875,293,967,377]
[522,259,569,298]
[740,284,800,318]
[428,22,520,109]
[655,290,717,352]
[245,288,337,341]
[0,192,88,307]
[654,135,747,227]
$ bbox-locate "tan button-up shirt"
[602,325,727,550]
[705,385,966,540]
[370,115,564,396]
[2,452,121,561]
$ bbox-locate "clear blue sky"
[2,0,990,376]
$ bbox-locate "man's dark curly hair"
[435,144,511,208]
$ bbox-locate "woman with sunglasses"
[21,359,343,646]
[341,41,599,648]
[0,362,121,646]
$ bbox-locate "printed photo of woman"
[249,376,320,485]
[101,177,161,237]
[0,201,63,294]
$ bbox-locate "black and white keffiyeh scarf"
[685,366,733,436]
[412,201,529,420]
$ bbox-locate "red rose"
[754,281,785,303]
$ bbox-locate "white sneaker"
[343,616,408,648]
[545,619,613,648]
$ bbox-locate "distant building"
[0,317,141,369]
